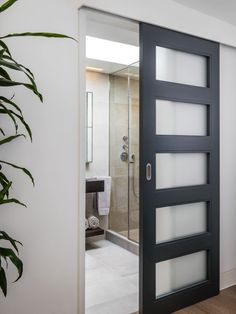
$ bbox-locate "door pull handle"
[146,163,152,181]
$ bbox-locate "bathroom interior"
[85,10,140,314]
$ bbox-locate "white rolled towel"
[88,216,100,229]
[85,218,89,230]
[97,176,112,216]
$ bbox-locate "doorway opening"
[84,9,140,314]
[80,8,219,314]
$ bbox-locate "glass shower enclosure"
[109,62,140,243]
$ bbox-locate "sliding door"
[139,23,219,313]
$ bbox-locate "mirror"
[86,91,93,163]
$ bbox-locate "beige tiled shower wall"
[129,78,140,237]
[109,75,139,237]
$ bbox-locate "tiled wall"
[129,78,140,236]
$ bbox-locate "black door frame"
[139,23,219,314]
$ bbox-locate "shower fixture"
[120,151,129,162]
[123,135,128,143]
[121,135,129,162]
[120,136,135,163]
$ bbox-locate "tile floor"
[85,239,139,314]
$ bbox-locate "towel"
[88,215,100,229]
[85,218,89,230]
[97,176,111,216]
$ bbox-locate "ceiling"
[174,0,236,26]
[86,9,139,74]
[86,9,139,46]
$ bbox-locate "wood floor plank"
[175,286,236,314]
[133,285,236,314]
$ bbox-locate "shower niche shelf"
[86,227,104,238]
[86,179,105,238]
[86,179,104,193]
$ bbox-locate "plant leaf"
[0,160,34,185]
[0,78,26,87]
[0,96,22,115]
[0,172,10,198]
[1,255,8,268]
[0,266,7,296]
[0,128,5,136]
[0,78,42,101]
[0,181,12,201]
[0,108,32,140]
[0,49,5,58]
[24,83,43,102]
[0,0,18,13]
[0,134,25,146]
[3,55,35,79]
[0,59,23,71]
[0,172,10,185]
[0,248,23,282]
[0,59,42,100]
[0,40,11,56]
[0,66,11,80]
[10,110,32,140]
[0,32,75,41]
[0,231,22,253]
[0,102,18,133]
[0,198,26,207]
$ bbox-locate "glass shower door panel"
[128,62,140,243]
[109,71,129,236]
[109,62,140,243]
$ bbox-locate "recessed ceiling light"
[86,66,104,72]
[86,36,139,65]
[123,72,139,77]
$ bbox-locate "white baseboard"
[220,268,236,290]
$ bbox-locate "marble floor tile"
[86,240,139,314]
[86,293,139,314]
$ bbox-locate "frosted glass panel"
[156,251,207,298]
[156,153,207,189]
[156,202,207,244]
[156,100,207,136]
[156,46,207,87]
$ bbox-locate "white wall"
[220,44,236,288]
[77,0,236,48]
[1,1,236,314]
[86,71,110,177]
[0,1,79,313]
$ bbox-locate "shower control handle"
[146,163,152,181]
[120,151,129,162]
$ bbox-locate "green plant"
[0,0,74,296]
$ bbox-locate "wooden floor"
[175,286,236,313]
[134,285,236,313]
